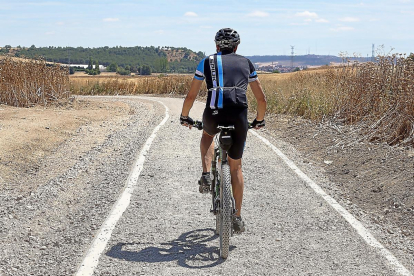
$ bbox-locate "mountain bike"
[193,120,251,259]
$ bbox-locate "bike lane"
[80,97,410,276]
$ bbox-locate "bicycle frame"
[192,120,241,258]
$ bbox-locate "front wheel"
[219,164,232,259]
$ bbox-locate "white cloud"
[155,30,165,34]
[339,17,360,22]
[56,21,64,26]
[295,11,319,19]
[103,18,119,22]
[330,26,355,32]
[45,31,55,35]
[184,11,198,17]
[247,11,269,17]
[294,11,327,23]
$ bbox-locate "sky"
[0,0,413,57]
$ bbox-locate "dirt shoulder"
[0,98,132,196]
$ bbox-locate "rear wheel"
[219,164,232,259]
[211,152,220,235]
[215,212,220,235]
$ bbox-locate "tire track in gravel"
[84,97,411,276]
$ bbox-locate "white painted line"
[75,100,169,276]
[249,129,412,276]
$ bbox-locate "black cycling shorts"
[202,107,248,160]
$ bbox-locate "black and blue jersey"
[194,50,258,109]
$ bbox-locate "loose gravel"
[0,97,164,275]
[1,96,412,275]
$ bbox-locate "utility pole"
[290,45,294,68]
[371,44,375,62]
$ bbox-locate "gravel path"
[0,97,164,276]
[1,96,412,275]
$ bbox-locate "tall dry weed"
[0,57,70,107]
[70,55,413,146]
[70,75,206,97]
[248,55,414,145]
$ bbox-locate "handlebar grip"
[193,120,203,130]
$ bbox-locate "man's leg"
[200,131,214,172]
[228,157,243,217]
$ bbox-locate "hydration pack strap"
[209,55,217,109]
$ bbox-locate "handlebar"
[193,120,203,130]
[192,120,255,130]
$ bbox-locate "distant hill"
[1,45,376,74]
[246,54,371,67]
[1,45,205,73]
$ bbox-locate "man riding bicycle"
[180,28,267,233]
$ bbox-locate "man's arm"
[249,79,267,121]
[181,78,203,117]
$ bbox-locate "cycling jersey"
[195,50,257,159]
[194,50,258,109]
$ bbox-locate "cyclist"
[180,28,266,233]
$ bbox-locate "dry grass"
[2,53,412,146]
[70,74,207,97]
[247,55,414,145]
[71,55,413,145]
[0,57,70,107]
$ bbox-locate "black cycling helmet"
[215,28,240,51]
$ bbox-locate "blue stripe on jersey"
[249,71,258,78]
[194,75,204,80]
[217,52,224,109]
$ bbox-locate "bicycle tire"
[213,150,221,235]
[219,164,232,259]
[215,211,220,235]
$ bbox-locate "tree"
[140,65,151,75]
[9,45,202,73]
[107,63,118,72]
[95,60,100,74]
[155,57,168,73]
[116,67,131,75]
[130,65,138,73]
[87,57,93,70]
